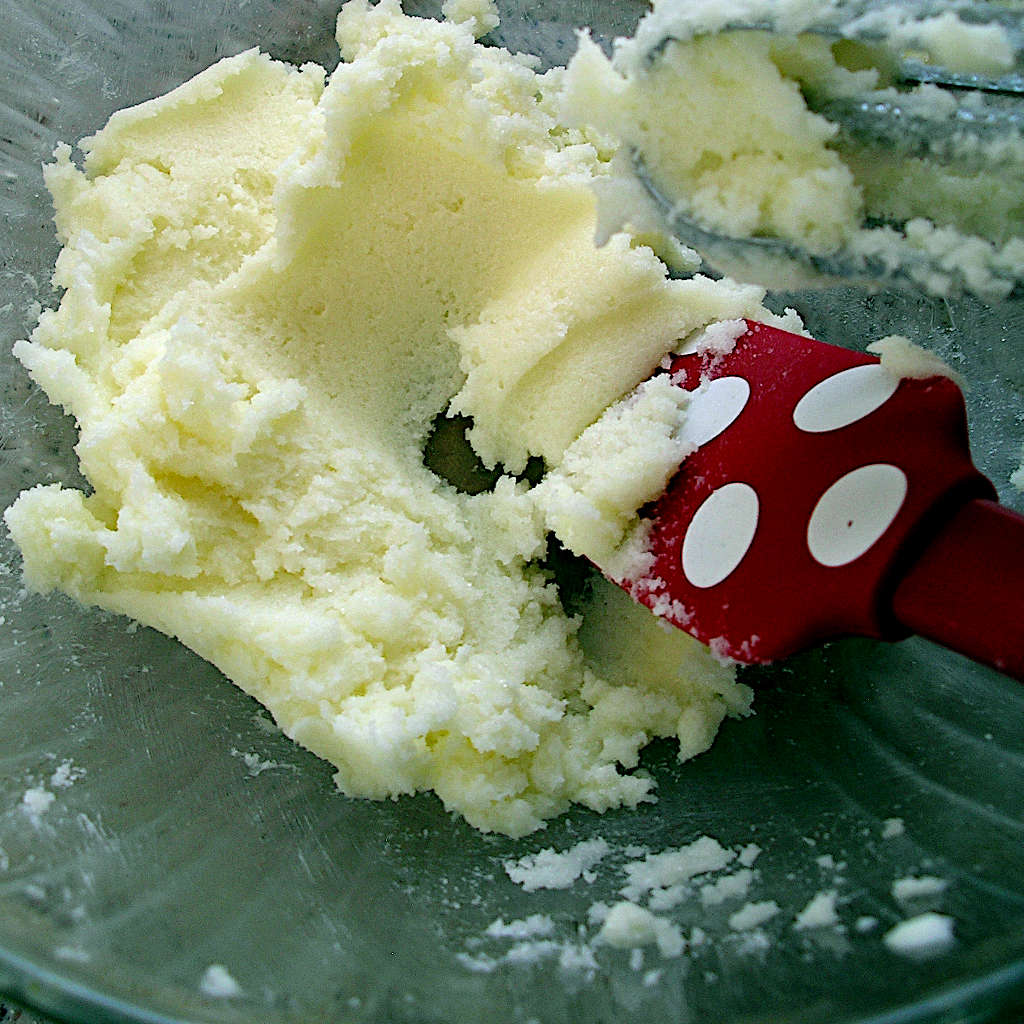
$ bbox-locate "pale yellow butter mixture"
[567,0,1023,297]
[5,1,782,836]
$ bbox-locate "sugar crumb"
[597,902,685,958]
[892,875,948,902]
[558,944,599,972]
[737,843,761,867]
[484,914,555,940]
[700,868,755,906]
[728,900,780,932]
[881,818,905,839]
[199,964,242,998]
[21,786,55,820]
[620,835,735,901]
[50,759,85,789]
[504,838,611,891]
[883,913,955,958]
[793,889,840,931]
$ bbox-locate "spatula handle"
[891,499,1024,681]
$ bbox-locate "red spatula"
[615,321,1024,681]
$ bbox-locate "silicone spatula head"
[616,320,1024,678]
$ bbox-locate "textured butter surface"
[5,2,767,836]
[563,0,1023,298]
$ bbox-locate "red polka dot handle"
[618,320,1024,681]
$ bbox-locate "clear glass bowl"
[1,3,1022,1023]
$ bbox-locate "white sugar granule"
[230,748,297,777]
[883,913,956,958]
[647,884,689,912]
[620,835,736,901]
[892,875,949,902]
[558,944,599,972]
[700,868,756,906]
[793,889,840,931]
[21,787,55,820]
[50,759,84,788]
[596,901,685,958]
[484,914,556,940]
[735,928,773,955]
[504,838,611,891]
[504,940,562,965]
[881,818,906,839]
[737,843,761,867]
[199,964,242,998]
[728,900,781,932]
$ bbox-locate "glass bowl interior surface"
[0,2,1023,1022]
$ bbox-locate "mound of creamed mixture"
[5,1,785,835]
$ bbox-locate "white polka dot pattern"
[631,321,989,665]
[806,464,908,568]
[680,376,750,450]
[675,349,909,595]
[681,482,760,589]
[793,364,901,434]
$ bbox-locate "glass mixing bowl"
[1,2,1022,1022]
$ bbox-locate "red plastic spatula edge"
[892,497,1024,679]
[615,320,1024,681]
